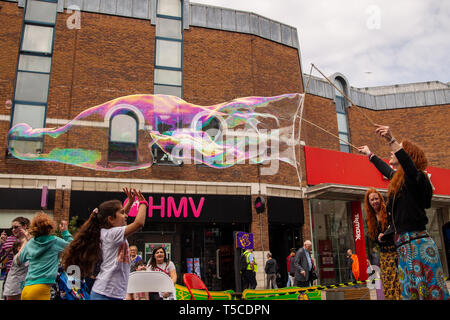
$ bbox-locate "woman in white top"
[146,246,177,300]
[3,217,31,300]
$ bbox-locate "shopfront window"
[310,199,355,285]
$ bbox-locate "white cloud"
[191,0,450,88]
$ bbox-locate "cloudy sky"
[192,0,450,88]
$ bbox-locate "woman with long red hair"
[358,125,449,300]
[364,188,400,300]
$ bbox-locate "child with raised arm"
[17,214,72,300]
[61,188,147,300]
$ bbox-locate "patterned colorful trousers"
[380,248,401,300]
[396,231,449,300]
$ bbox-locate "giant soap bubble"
[8,94,304,175]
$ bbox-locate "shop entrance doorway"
[268,224,302,288]
[181,224,247,291]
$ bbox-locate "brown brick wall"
[302,198,312,244]
[183,26,303,105]
[0,11,305,187]
[0,2,22,117]
[348,104,450,169]
[53,188,70,225]
[250,194,270,251]
[301,94,450,170]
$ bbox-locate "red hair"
[29,212,56,238]
[388,139,428,198]
[364,188,388,240]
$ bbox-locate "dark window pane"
[108,142,137,163]
[335,96,346,113]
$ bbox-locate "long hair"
[364,188,388,240]
[29,212,55,238]
[12,216,30,228]
[148,246,169,270]
[388,139,428,198]
[61,200,122,278]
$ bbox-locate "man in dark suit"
[293,240,313,287]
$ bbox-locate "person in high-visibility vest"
[241,249,257,290]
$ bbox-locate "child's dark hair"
[133,259,145,272]
[12,217,30,228]
[61,200,122,277]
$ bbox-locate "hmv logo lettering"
[126,197,205,219]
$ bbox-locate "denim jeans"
[90,291,123,300]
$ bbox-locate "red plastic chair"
[183,273,212,300]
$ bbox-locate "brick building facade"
[0,0,449,290]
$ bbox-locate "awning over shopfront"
[70,191,252,224]
[304,183,450,206]
[304,146,450,206]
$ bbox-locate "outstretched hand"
[357,145,371,156]
[123,187,135,202]
[59,220,68,232]
[133,189,145,202]
[17,226,30,240]
[0,231,7,244]
[374,124,393,142]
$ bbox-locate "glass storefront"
[70,190,253,292]
[127,222,248,291]
[310,199,355,285]
[310,198,450,285]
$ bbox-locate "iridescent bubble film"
[8,94,304,173]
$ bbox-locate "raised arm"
[123,187,136,215]
[357,145,395,179]
[124,189,147,238]
[374,125,422,179]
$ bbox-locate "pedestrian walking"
[264,253,278,289]
[293,240,314,287]
[286,248,296,287]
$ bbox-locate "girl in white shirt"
[61,188,147,300]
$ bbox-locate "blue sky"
[192,0,450,88]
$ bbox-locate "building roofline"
[304,73,450,110]
[9,0,301,50]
